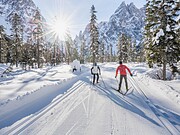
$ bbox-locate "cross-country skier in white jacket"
[91,63,101,85]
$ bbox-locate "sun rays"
[47,15,71,40]
[40,0,87,41]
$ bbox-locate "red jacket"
[116,64,132,76]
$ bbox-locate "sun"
[53,19,69,39]
[48,16,70,40]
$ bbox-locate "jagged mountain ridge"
[0,0,44,40]
[76,1,145,52]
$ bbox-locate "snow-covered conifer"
[32,9,44,68]
[10,13,23,67]
[89,5,99,63]
[144,0,180,79]
[117,34,129,63]
[0,25,8,63]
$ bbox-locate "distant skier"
[91,63,101,85]
[72,59,80,72]
[72,66,77,72]
[115,61,133,92]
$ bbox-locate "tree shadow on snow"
[154,104,180,126]
[95,85,161,127]
[0,72,89,129]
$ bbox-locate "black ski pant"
[119,75,128,90]
[92,73,99,84]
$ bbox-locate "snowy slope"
[0,63,180,135]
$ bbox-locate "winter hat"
[119,61,122,64]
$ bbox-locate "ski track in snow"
[128,77,180,135]
[0,71,90,134]
[0,63,180,135]
[5,81,85,134]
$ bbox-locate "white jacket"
[91,66,100,74]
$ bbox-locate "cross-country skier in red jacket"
[115,61,133,92]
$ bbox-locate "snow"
[0,62,180,135]
[153,29,164,44]
[166,25,171,32]
[0,14,11,35]
[0,64,9,76]
[71,59,81,71]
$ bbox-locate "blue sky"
[33,0,145,38]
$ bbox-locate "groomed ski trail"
[1,67,179,135]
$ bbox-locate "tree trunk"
[0,40,1,63]
[16,43,18,67]
[162,54,166,80]
[37,38,40,68]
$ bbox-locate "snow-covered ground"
[0,62,179,135]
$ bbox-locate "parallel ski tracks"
[3,81,86,135]
[129,77,180,135]
[3,74,179,135]
[95,77,180,135]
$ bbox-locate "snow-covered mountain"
[75,2,145,49]
[0,0,44,39]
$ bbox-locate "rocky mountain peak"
[76,1,145,53]
[0,0,44,40]
[114,1,127,14]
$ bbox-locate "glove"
[130,74,133,77]
[115,76,117,78]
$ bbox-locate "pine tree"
[129,40,137,62]
[106,44,110,62]
[52,40,57,66]
[32,9,44,68]
[89,5,99,63]
[165,0,180,64]
[99,40,105,63]
[0,25,8,63]
[72,40,79,61]
[110,44,113,62]
[126,37,132,63]
[10,12,23,67]
[80,35,87,64]
[65,34,73,64]
[117,35,122,62]
[144,0,157,67]
[117,34,129,63]
[136,42,145,62]
[144,0,180,80]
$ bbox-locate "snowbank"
[145,68,172,80]
[0,64,9,76]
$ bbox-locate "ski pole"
[91,74,93,84]
[131,76,136,83]
[115,77,118,83]
[115,77,119,90]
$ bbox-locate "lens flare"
[48,15,70,40]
